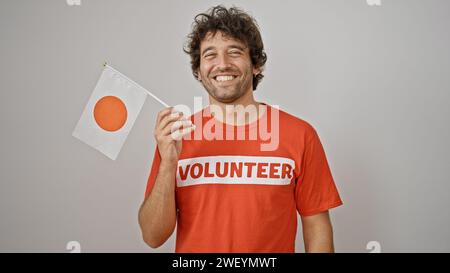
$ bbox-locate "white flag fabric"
[72,65,148,160]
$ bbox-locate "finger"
[170,124,196,141]
[163,119,193,136]
[159,112,188,132]
[156,107,174,126]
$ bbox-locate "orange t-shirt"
[144,104,343,252]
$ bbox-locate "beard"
[200,66,253,103]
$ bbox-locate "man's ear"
[197,71,202,81]
[253,67,261,76]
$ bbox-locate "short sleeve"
[295,128,343,216]
[144,146,161,200]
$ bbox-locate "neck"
[208,90,263,126]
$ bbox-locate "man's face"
[197,31,260,103]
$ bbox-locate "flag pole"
[102,61,170,108]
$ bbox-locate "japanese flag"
[72,65,148,160]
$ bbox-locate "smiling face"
[197,31,260,103]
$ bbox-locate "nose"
[215,52,232,70]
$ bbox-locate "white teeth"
[215,75,235,82]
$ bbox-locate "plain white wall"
[1,0,449,252]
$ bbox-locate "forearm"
[139,160,177,248]
[301,211,335,253]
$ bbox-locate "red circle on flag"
[93,95,128,132]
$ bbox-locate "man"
[138,5,343,253]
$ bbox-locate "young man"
[138,6,343,253]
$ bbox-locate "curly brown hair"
[183,5,267,91]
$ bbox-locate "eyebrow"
[201,45,246,56]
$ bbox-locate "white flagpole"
[103,62,170,108]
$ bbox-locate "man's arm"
[301,210,335,253]
[138,107,195,248]
[138,159,177,248]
